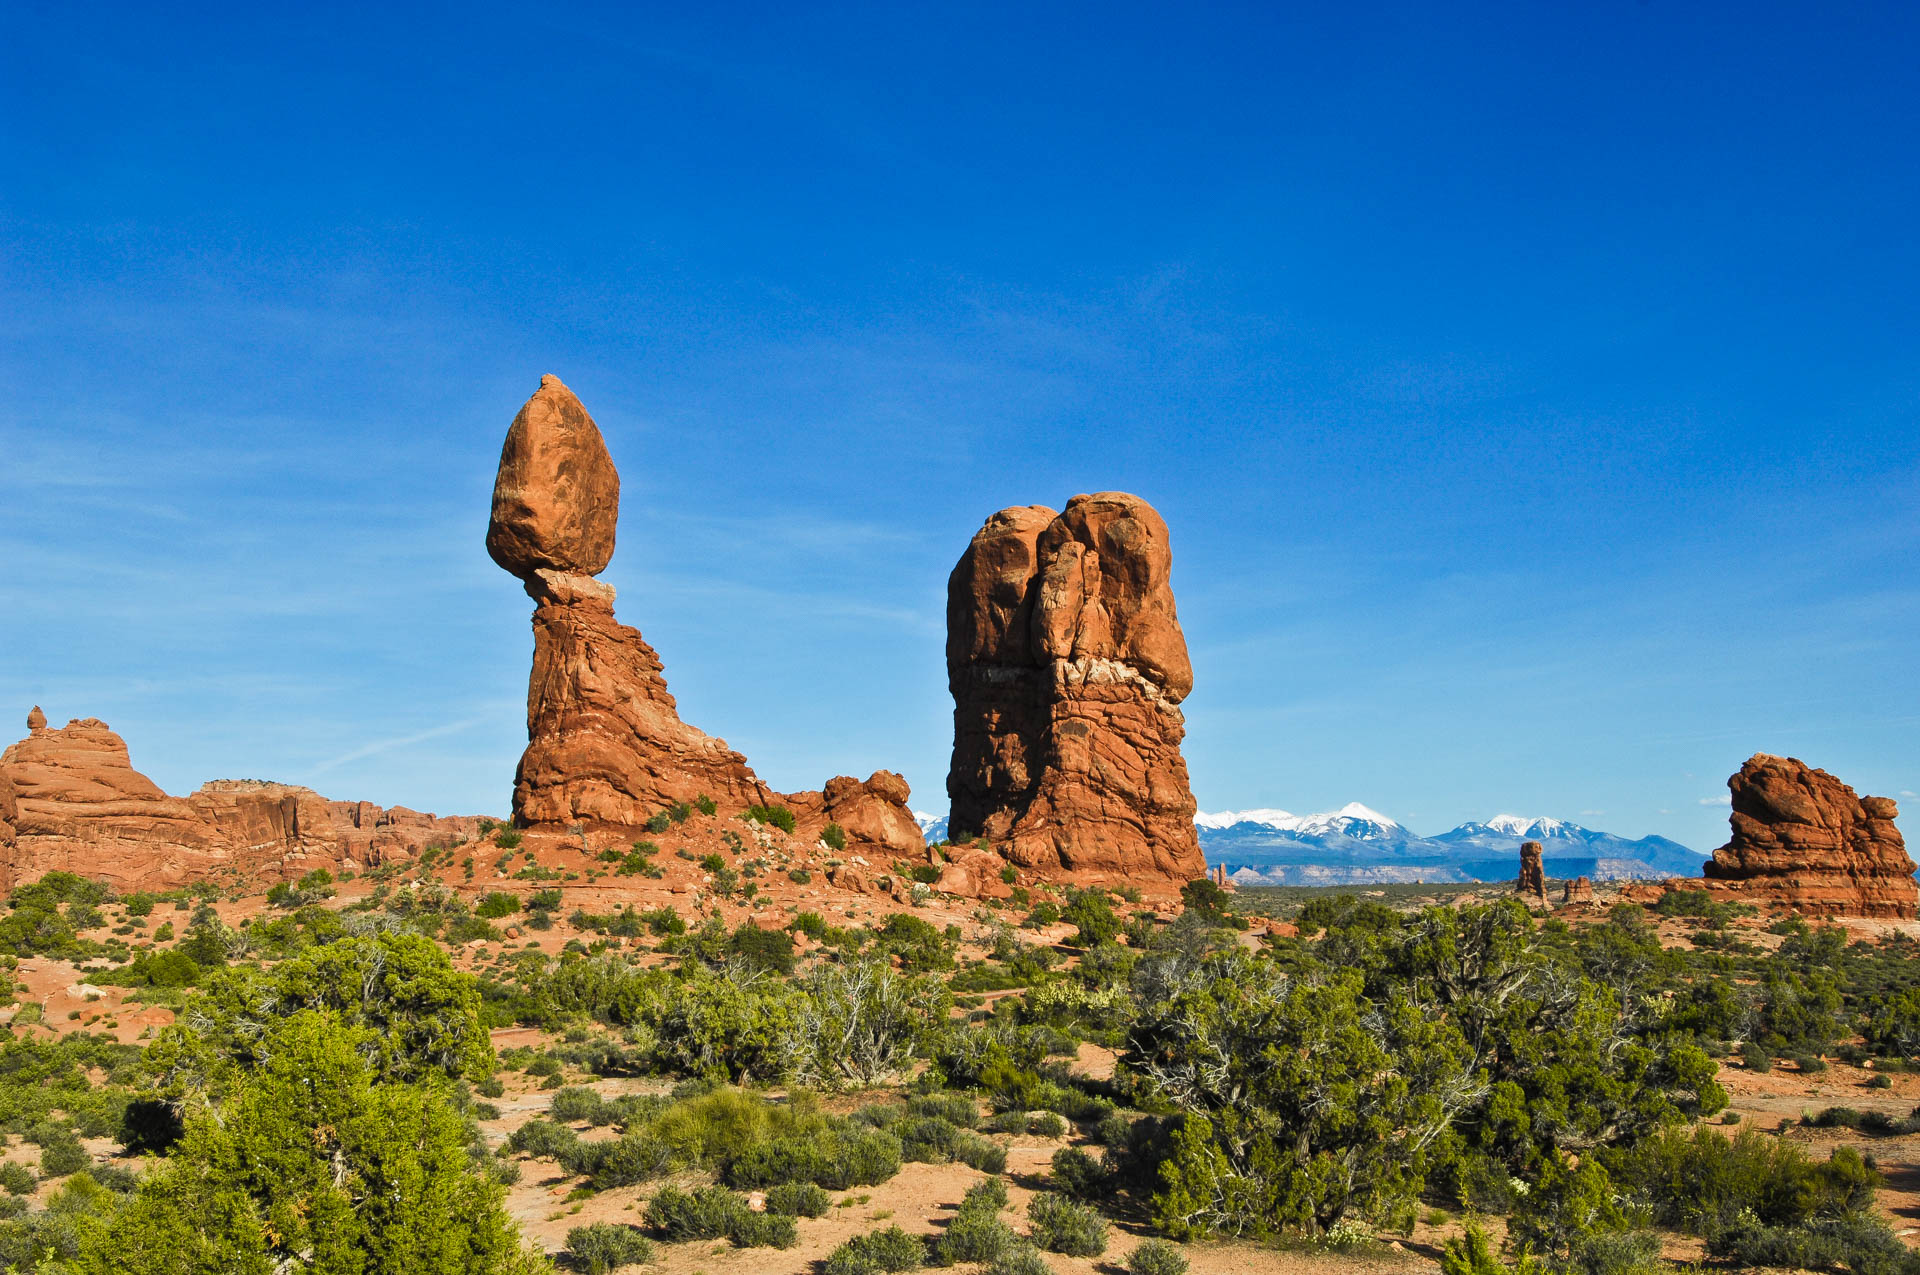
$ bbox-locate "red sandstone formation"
[1700,754,1915,919]
[1563,876,1594,907]
[1516,839,1547,905]
[788,771,924,861]
[0,766,16,853]
[0,710,483,893]
[489,379,775,827]
[947,493,1204,883]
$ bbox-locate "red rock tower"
[946,493,1205,883]
[488,376,773,826]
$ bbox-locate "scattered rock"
[1516,839,1547,905]
[1700,754,1916,919]
[947,493,1204,883]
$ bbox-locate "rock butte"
[1697,754,1916,920]
[1515,839,1547,906]
[946,493,1205,883]
[0,710,482,893]
[489,376,926,867]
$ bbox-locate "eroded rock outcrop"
[0,714,233,891]
[1701,754,1915,919]
[0,710,483,892]
[788,771,924,861]
[947,493,1204,883]
[491,377,773,827]
[1516,839,1547,905]
[1563,876,1594,907]
[0,767,16,852]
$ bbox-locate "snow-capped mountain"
[1194,804,1706,885]
[913,811,949,843]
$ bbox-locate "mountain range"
[914,805,1708,886]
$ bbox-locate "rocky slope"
[1699,754,1916,919]
[946,493,1204,883]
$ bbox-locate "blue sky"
[3,1,1916,851]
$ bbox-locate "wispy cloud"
[310,717,490,775]
[1697,795,1731,807]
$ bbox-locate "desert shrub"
[726,923,795,975]
[648,1184,746,1240]
[1024,902,1061,928]
[1128,1239,1191,1275]
[789,868,813,884]
[694,795,717,816]
[1792,1052,1827,1074]
[37,1131,90,1178]
[1062,889,1121,948]
[1439,1222,1545,1275]
[0,1165,32,1196]
[494,829,523,848]
[899,1115,962,1162]
[908,1093,978,1128]
[566,1221,655,1274]
[589,1131,677,1187]
[955,1131,1008,1174]
[506,1117,578,1160]
[826,1225,926,1275]
[727,1124,902,1190]
[644,812,671,834]
[1028,1112,1066,1138]
[1739,1041,1772,1072]
[823,823,848,852]
[1708,1215,1916,1275]
[1027,1193,1106,1257]
[552,1082,602,1121]
[1868,1073,1893,1089]
[765,1181,831,1217]
[928,1178,1014,1266]
[475,892,520,919]
[1049,1146,1106,1200]
[986,1245,1052,1275]
[745,805,796,834]
[790,911,828,939]
[729,1209,800,1249]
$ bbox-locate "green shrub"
[494,829,523,849]
[648,1184,747,1240]
[1062,889,1120,948]
[789,868,813,885]
[1028,1112,1066,1138]
[1049,1147,1106,1200]
[1439,1222,1545,1275]
[0,1164,33,1196]
[745,805,796,833]
[929,1178,1015,1266]
[695,795,718,817]
[645,812,672,834]
[1027,1193,1106,1256]
[986,1245,1051,1275]
[729,1209,800,1249]
[826,1224,926,1275]
[1740,1041,1772,1073]
[1127,1239,1189,1275]
[1024,902,1061,928]
[823,823,848,852]
[549,1086,606,1125]
[1867,1073,1893,1089]
[506,1117,578,1160]
[38,1133,90,1178]
[566,1221,655,1274]
[475,892,520,919]
[909,1093,978,1128]
[955,1131,1008,1175]
[1792,1053,1827,1074]
[765,1181,831,1217]
[590,1132,677,1188]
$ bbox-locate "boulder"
[816,771,924,858]
[486,374,620,578]
[1516,839,1547,904]
[946,493,1204,884]
[1701,754,1915,918]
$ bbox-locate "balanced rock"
[1516,839,1547,904]
[1701,754,1915,919]
[947,492,1204,883]
[490,379,774,826]
[486,375,621,578]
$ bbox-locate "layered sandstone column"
[946,493,1205,882]
[489,376,771,826]
[1516,839,1547,905]
[1702,754,1915,919]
